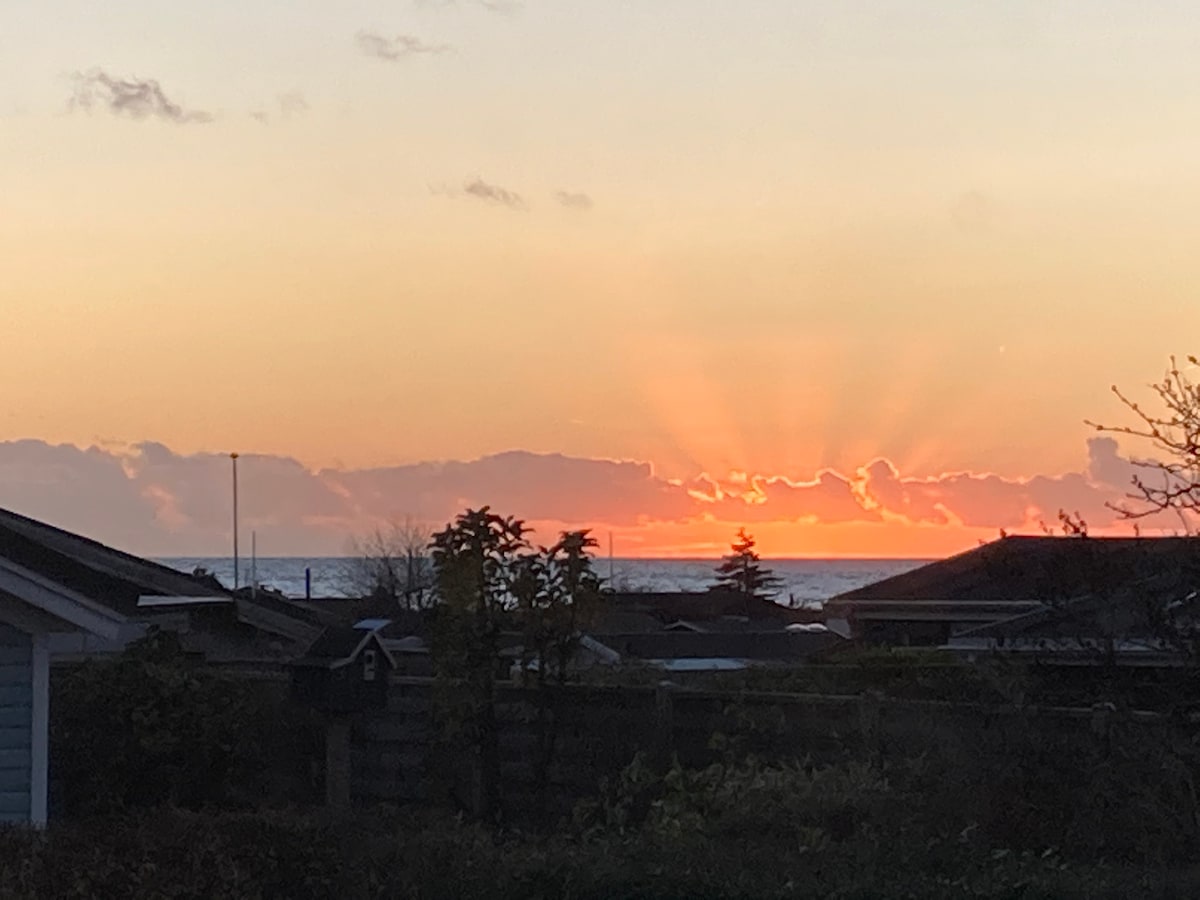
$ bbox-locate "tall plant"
[710,528,782,600]
[428,507,528,822]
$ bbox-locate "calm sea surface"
[158,557,927,606]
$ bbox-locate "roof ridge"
[0,505,227,593]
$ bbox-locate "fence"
[343,674,1192,823]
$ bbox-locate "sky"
[3,1,1200,557]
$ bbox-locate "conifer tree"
[710,528,782,600]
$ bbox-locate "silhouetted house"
[0,506,323,662]
[0,546,127,824]
[596,591,817,631]
[584,629,844,673]
[944,563,1200,666]
[824,535,1200,653]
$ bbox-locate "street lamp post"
[231,452,240,589]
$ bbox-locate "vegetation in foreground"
[45,613,1200,897]
[5,761,1200,899]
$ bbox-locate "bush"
[50,630,321,815]
[0,804,1193,899]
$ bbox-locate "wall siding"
[0,623,31,823]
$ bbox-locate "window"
[362,648,377,682]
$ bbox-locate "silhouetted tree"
[510,529,602,817]
[342,517,435,608]
[428,507,528,823]
[1087,354,1200,533]
[710,528,782,600]
[512,529,602,686]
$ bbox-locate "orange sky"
[4,2,1200,557]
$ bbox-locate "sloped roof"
[586,608,669,635]
[603,590,808,624]
[825,535,1200,610]
[290,596,428,635]
[293,626,396,670]
[0,506,322,646]
[0,506,225,617]
[956,567,1200,642]
[593,630,844,661]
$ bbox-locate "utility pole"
[231,452,240,589]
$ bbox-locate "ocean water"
[159,556,927,606]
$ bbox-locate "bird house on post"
[290,624,397,715]
[290,624,397,810]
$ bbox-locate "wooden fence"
[342,674,1190,823]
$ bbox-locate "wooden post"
[1091,701,1115,754]
[858,691,882,758]
[325,717,352,809]
[654,681,677,770]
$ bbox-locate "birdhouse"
[290,624,397,715]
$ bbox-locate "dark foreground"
[3,792,1199,899]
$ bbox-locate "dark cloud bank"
[0,437,1165,556]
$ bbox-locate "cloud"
[70,70,213,124]
[416,0,522,13]
[0,436,1182,558]
[555,190,594,211]
[251,91,309,124]
[476,0,522,13]
[857,438,1137,531]
[356,31,451,61]
[463,177,526,209]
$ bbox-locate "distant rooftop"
[825,535,1200,609]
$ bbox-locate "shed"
[290,626,397,715]
[0,556,129,825]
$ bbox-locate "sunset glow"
[5,2,1200,557]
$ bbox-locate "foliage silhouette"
[709,528,782,600]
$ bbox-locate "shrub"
[49,630,321,815]
[0,806,1182,900]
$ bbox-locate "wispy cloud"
[463,177,526,209]
[70,70,212,124]
[278,91,309,116]
[251,91,309,124]
[476,0,522,13]
[356,31,452,61]
[416,0,522,14]
[555,190,594,211]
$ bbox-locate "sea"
[158,557,927,607]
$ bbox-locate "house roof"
[293,626,397,670]
[592,630,844,662]
[0,556,130,640]
[824,535,1200,613]
[290,597,429,636]
[587,609,673,635]
[0,506,228,617]
[0,506,323,648]
[953,566,1200,641]
[602,590,810,625]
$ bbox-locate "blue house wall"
[0,622,32,824]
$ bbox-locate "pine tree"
[710,528,782,600]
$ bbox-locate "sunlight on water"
[159,556,926,605]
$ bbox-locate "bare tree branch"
[1084,355,1200,533]
[342,516,435,609]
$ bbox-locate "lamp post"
[231,452,240,589]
